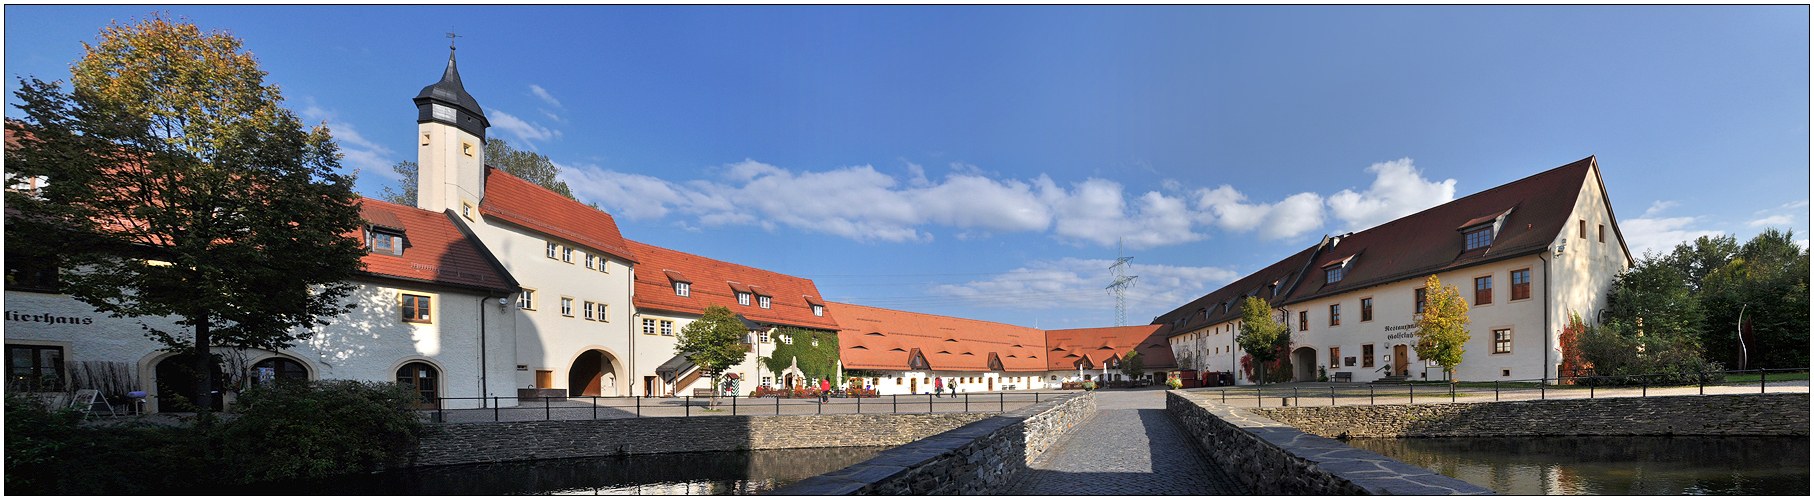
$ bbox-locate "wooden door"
[1394,345,1408,376]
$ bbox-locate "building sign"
[1384,323,1416,340]
[6,311,94,325]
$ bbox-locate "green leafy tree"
[1698,229,1810,369]
[1235,296,1289,385]
[1412,275,1471,379]
[1663,235,1739,295]
[6,15,365,413]
[379,137,572,202]
[485,138,572,198]
[1119,349,1145,382]
[674,306,749,407]
[1605,253,1704,339]
[375,160,417,206]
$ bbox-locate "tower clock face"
[432,103,457,122]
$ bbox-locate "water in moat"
[211,446,889,495]
[1345,436,1809,495]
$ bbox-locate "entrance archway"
[154,353,225,412]
[1291,347,1318,382]
[396,362,439,408]
[569,350,618,397]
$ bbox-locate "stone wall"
[770,391,1096,495]
[1248,394,1810,438]
[1166,390,1493,495]
[412,412,994,467]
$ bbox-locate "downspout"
[1539,247,1552,384]
[479,295,488,408]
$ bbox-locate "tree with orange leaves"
[6,14,364,414]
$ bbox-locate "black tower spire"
[414,48,489,140]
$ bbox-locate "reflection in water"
[216,446,890,495]
[1346,436,1809,495]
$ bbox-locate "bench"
[1332,372,1353,383]
[692,388,716,397]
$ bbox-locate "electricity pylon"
[1106,238,1137,327]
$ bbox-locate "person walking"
[819,378,831,403]
[933,376,944,398]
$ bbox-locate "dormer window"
[370,230,401,255]
[675,282,690,297]
[758,296,771,309]
[736,291,751,306]
[1464,226,1492,251]
[812,304,824,317]
[1326,266,1344,283]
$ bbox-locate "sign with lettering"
[5,311,94,325]
[1384,323,1416,340]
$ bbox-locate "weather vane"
[447,28,462,50]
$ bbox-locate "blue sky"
[7,5,1808,329]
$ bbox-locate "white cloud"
[296,101,396,180]
[1044,178,1206,248]
[920,258,1242,311]
[528,84,562,108]
[560,157,1464,249]
[489,109,562,146]
[1621,216,1723,257]
[1194,186,1325,241]
[1325,158,1456,232]
[1749,215,1792,227]
[1642,200,1679,218]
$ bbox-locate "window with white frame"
[560,297,573,316]
[736,291,751,306]
[561,247,573,263]
[585,253,595,269]
[642,318,657,335]
[583,301,596,320]
[758,296,770,309]
[517,289,536,310]
[546,242,558,259]
[758,331,770,343]
[660,320,674,336]
[780,333,793,345]
[812,304,824,317]
[675,282,690,297]
[595,303,608,322]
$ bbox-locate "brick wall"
[1166,390,1493,495]
[1248,394,1810,438]
[770,392,1097,495]
[412,413,994,467]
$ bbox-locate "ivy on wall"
[762,328,841,384]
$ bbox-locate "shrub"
[219,379,425,483]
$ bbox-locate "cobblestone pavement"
[1007,388,1250,495]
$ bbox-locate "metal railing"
[1199,367,1809,409]
[417,391,1069,423]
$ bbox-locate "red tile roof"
[356,197,515,293]
[830,302,1050,372]
[627,239,840,330]
[1281,156,1600,305]
[1153,156,1613,333]
[480,167,636,263]
[1044,324,1177,371]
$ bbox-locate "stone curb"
[1166,390,1496,495]
[768,391,1098,495]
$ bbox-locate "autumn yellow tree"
[1412,275,1471,379]
[7,15,364,413]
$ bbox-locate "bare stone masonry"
[1248,393,1810,438]
[411,412,994,468]
[1166,389,1495,495]
[770,391,1097,495]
